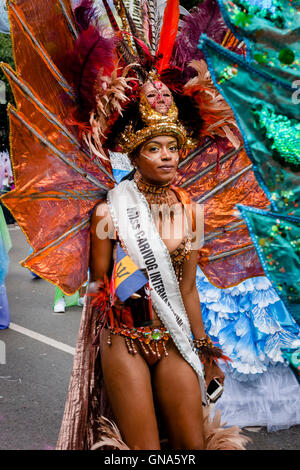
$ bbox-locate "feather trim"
[91,417,130,450]
[90,407,250,450]
[141,0,152,47]
[172,0,228,74]
[123,0,147,43]
[203,405,251,450]
[146,0,161,52]
[102,0,120,31]
[184,59,241,148]
[74,0,97,31]
[66,24,117,120]
[121,0,150,61]
[83,63,138,159]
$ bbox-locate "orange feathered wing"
[1,0,269,293]
[1,0,114,294]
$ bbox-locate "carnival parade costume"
[1,0,299,449]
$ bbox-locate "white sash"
[107,179,206,401]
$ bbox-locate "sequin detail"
[107,325,171,358]
[170,235,192,281]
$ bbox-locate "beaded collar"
[133,170,175,207]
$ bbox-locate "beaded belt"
[107,325,171,359]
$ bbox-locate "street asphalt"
[0,225,299,451]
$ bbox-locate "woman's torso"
[109,187,193,327]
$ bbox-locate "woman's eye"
[169,146,178,151]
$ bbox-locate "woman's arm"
[89,201,114,282]
[180,200,206,339]
[180,251,225,386]
[179,249,206,339]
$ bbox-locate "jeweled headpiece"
[118,85,188,155]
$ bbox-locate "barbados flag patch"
[113,243,148,302]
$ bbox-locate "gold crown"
[119,91,188,154]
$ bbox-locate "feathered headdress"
[68,0,242,161]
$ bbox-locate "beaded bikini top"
[169,235,192,281]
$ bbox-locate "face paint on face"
[140,143,176,162]
[136,135,180,185]
[141,81,173,115]
[140,150,179,163]
[154,81,163,89]
[140,152,154,162]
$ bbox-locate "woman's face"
[136,135,179,185]
[142,81,173,115]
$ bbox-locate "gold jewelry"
[193,336,214,350]
[193,335,229,365]
[107,324,171,358]
[119,89,188,154]
[134,170,193,281]
[133,170,175,207]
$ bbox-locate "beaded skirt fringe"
[107,325,171,359]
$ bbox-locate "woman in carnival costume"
[109,0,300,433]
[1,0,299,449]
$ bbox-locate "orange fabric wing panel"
[1,106,110,293]
[8,2,75,121]
[177,136,269,288]
[7,0,77,80]
[23,220,91,296]
[3,106,108,247]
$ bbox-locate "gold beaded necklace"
[133,170,176,207]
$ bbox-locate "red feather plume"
[66,25,117,121]
[156,0,180,74]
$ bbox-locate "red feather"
[66,25,117,120]
[156,0,180,74]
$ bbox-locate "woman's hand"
[204,360,225,388]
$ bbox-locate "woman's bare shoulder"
[91,200,116,239]
[91,200,112,223]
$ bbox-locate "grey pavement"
[1,226,81,450]
[0,226,299,450]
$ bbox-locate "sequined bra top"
[169,235,192,281]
